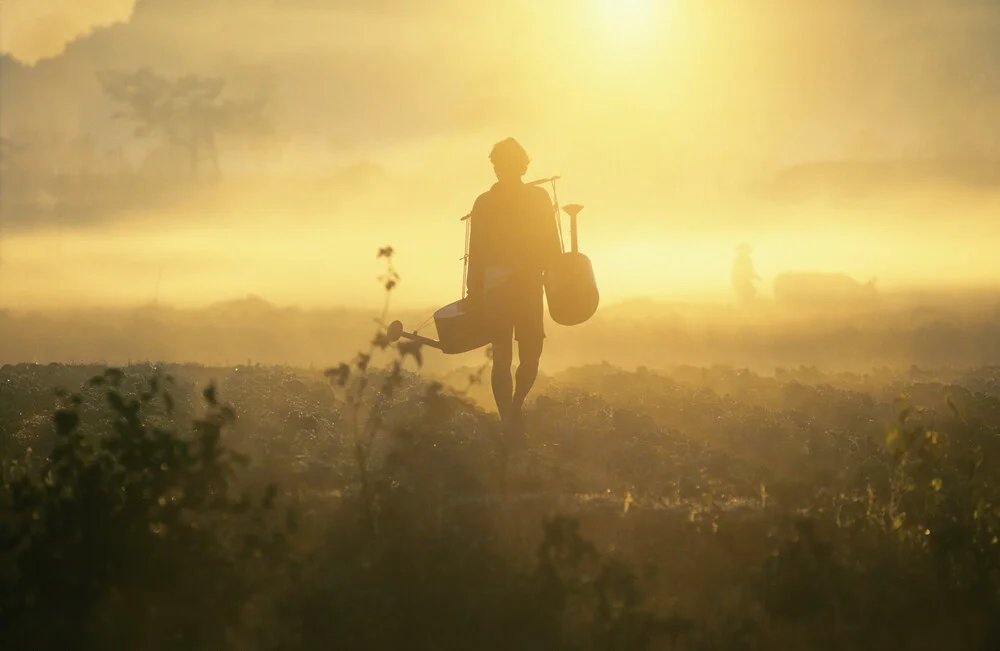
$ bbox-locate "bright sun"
[598,0,655,34]
[592,0,662,59]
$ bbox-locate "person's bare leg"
[491,339,514,421]
[512,338,542,424]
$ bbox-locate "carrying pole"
[461,215,471,298]
[550,177,565,253]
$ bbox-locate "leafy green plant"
[1,369,285,651]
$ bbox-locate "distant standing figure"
[466,138,562,431]
[732,242,761,306]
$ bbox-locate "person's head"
[489,138,530,183]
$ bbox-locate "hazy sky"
[1,0,137,65]
[3,0,1000,309]
[6,0,1000,162]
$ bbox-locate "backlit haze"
[3,0,1000,314]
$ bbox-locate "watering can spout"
[386,320,442,350]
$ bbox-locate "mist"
[3,0,1000,323]
[7,5,1000,648]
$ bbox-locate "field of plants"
[2,336,1000,650]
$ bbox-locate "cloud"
[0,0,137,65]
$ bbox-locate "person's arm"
[465,196,486,298]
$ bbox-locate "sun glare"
[598,0,655,35]
[589,0,665,66]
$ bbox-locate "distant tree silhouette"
[98,68,267,179]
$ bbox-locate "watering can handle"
[562,204,584,254]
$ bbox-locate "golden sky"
[6,0,1000,160]
[3,0,1000,309]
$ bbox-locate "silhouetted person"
[732,242,760,306]
[466,138,561,431]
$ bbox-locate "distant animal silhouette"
[774,272,877,308]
